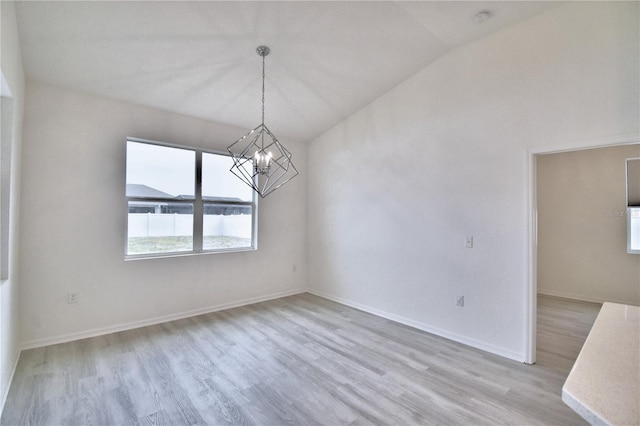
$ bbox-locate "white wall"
[0,0,25,412]
[19,81,307,347]
[307,2,639,361]
[537,144,640,305]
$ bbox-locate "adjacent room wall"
[307,2,639,361]
[0,0,25,411]
[537,144,640,305]
[19,81,307,347]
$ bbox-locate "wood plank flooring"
[1,293,601,425]
[536,295,601,372]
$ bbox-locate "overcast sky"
[126,141,252,201]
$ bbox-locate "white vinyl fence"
[128,213,251,239]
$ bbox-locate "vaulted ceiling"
[15,1,562,142]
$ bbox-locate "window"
[125,138,256,258]
[627,157,640,254]
[628,208,640,254]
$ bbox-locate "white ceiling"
[15,1,562,143]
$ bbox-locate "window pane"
[203,203,253,250]
[126,141,195,199]
[202,152,253,202]
[127,202,193,255]
[629,208,640,252]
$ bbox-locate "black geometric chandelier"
[227,46,298,198]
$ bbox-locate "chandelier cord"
[261,52,266,127]
[260,51,266,149]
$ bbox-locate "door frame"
[525,133,639,364]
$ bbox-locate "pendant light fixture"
[227,46,298,198]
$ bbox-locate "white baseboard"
[20,288,308,351]
[308,289,525,363]
[537,288,638,306]
[0,346,21,418]
[19,286,526,364]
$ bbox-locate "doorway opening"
[526,137,640,364]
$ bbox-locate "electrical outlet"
[465,236,474,248]
[67,292,78,304]
[456,295,465,307]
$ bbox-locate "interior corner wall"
[537,144,640,305]
[0,0,25,413]
[307,1,639,361]
[18,81,307,347]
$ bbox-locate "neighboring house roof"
[126,184,174,199]
[127,184,245,203]
[202,196,244,203]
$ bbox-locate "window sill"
[124,246,257,261]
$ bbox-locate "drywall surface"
[0,0,25,412]
[19,81,307,346]
[537,145,640,305]
[308,2,639,361]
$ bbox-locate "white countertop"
[562,303,639,426]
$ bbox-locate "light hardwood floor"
[1,293,600,425]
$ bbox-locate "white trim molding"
[538,289,638,307]
[309,289,525,363]
[0,345,20,418]
[20,288,308,351]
